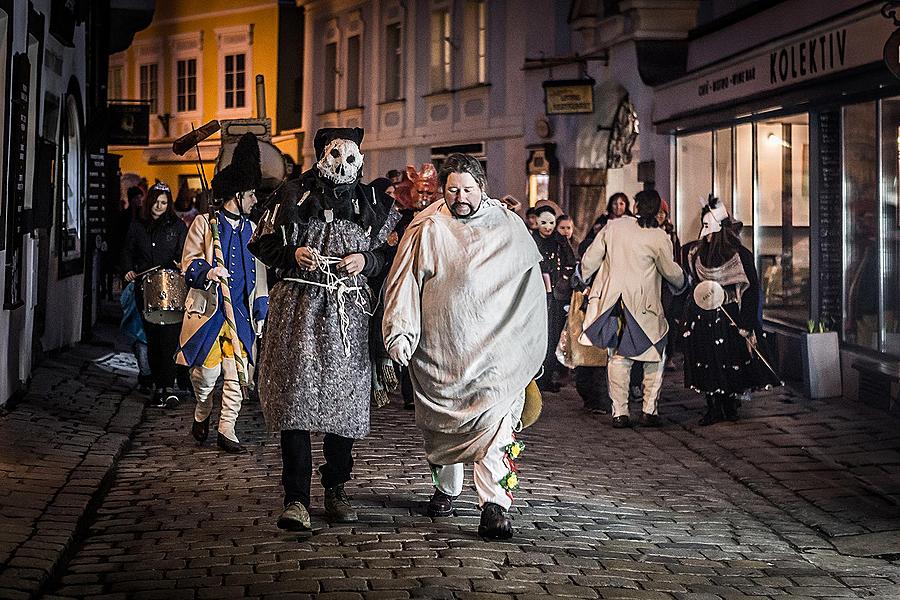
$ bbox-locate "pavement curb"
[0,382,146,600]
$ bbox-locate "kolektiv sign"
[654,6,894,123]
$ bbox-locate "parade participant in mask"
[177,133,269,454]
[249,128,399,531]
[121,182,188,407]
[580,189,687,428]
[683,197,780,425]
[531,206,577,392]
[385,164,441,409]
[382,153,546,540]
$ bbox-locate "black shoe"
[403,401,414,411]
[426,489,457,517]
[217,433,248,454]
[324,484,358,523]
[612,415,631,428]
[698,411,722,426]
[639,412,662,427]
[478,502,513,540]
[537,380,560,393]
[583,403,608,415]
[191,416,210,443]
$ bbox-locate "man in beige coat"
[580,189,686,428]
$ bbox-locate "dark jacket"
[533,230,577,300]
[248,169,395,280]
[120,213,188,276]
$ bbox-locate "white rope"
[283,248,373,357]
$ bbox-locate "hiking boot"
[277,501,311,531]
[426,489,457,517]
[478,502,513,540]
[324,484,358,523]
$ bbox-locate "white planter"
[801,331,842,399]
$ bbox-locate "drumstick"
[134,265,162,279]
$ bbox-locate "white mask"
[699,199,729,237]
[316,139,364,185]
[537,212,556,237]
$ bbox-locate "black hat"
[211,132,262,199]
[314,127,364,160]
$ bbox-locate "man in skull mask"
[249,128,398,531]
[382,153,546,540]
[177,132,269,454]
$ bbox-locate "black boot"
[191,415,210,444]
[478,502,513,540]
[723,394,740,422]
[698,394,723,426]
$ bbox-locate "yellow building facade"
[108,0,304,193]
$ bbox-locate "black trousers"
[400,368,413,406]
[575,366,609,409]
[281,430,355,508]
[142,319,180,389]
[543,296,567,382]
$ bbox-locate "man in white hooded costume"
[382,153,546,540]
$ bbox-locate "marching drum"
[142,268,188,325]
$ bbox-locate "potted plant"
[801,319,842,399]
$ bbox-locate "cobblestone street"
[22,348,900,599]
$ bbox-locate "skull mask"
[316,138,364,185]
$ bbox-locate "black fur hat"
[211,132,262,199]
[314,127,364,160]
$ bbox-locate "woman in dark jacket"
[532,205,577,392]
[121,182,188,407]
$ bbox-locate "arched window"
[60,92,82,263]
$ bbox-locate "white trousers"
[191,358,242,442]
[607,352,666,418]
[430,426,515,510]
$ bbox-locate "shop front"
[654,3,900,400]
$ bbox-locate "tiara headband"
[150,181,170,193]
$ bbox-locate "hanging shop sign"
[107,101,149,146]
[543,79,595,115]
[654,6,895,123]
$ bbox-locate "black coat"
[120,213,188,276]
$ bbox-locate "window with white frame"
[108,64,124,100]
[384,22,402,101]
[216,25,253,116]
[346,35,361,108]
[224,53,246,109]
[462,0,487,86]
[324,41,337,112]
[170,32,202,119]
[176,58,197,112]
[430,8,451,92]
[139,63,158,113]
[322,19,340,113]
